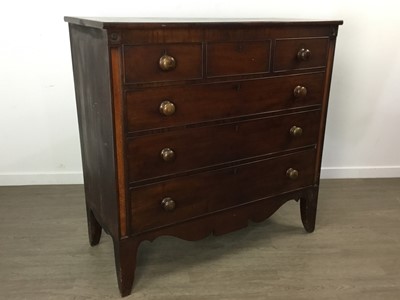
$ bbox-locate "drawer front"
[206,41,271,77]
[274,38,329,72]
[123,43,203,83]
[126,72,324,132]
[130,149,316,233]
[127,110,320,182]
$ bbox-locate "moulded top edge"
[64,16,344,29]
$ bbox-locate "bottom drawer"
[130,149,316,233]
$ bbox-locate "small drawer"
[126,72,325,132]
[127,110,320,182]
[123,43,203,83]
[207,41,271,77]
[274,38,329,72]
[130,149,316,233]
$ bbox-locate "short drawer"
[130,148,316,233]
[126,72,325,132]
[123,43,203,83]
[127,109,320,182]
[274,38,329,72]
[206,40,271,77]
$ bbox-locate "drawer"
[274,38,329,72]
[123,43,203,83]
[126,72,325,132]
[130,148,316,233]
[206,40,271,77]
[127,110,320,182]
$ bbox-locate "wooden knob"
[159,100,176,116]
[159,54,176,71]
[160,148,175,162]
[290,126,303,137]
[161,197,175,211]
[297,48,311,61]
[286,168,299,180]
[293,86,307,98]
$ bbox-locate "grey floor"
[1,179,400,300]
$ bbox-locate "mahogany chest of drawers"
[65,17,342,296]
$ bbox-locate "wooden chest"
[65,17,342,296]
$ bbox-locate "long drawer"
[127,109,320,182]
[125,72,324,132]
[130,148,316,233]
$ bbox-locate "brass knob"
[286,168,299,180]
[159,100,176,116]
[290,126,303,137]
[161,197,175,211]
[297,48,311,61]
[293,86,308,98]
[160,148,175,162]
[159,54,176,71]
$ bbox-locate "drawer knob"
[297,48,311,61]
[290,126,303,137]
[293,86,308,98]
[159,54,176,71]
[286,168,299,180]
[160,148,175,162]
[159,100,176,116]
[161,197,176,211]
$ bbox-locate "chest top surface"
[64,16,343,29]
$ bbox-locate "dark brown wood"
[110,47,128,237]
[115,26,334,46]
[274,37,329,72]
[127,110,321,182]
[314,35,339,183]
[113,238,139,297]
[123,43,203,83]
[64,17,343,29]
[66,17,342,297]
[68,24,119,239]
[125,72,325,133]
[86,205,102,246]
[130,149,316,233]
[132,187,315,240]
[206,40,271,77]
[300,186,319,232]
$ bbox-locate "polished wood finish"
[127,110,321,182]
[126,72,325,133]
[66,17,342,297]
[68,24,119,238]
[206,40,271,77]
[131,149,316,233]
[274,37,329,72]
[110,47,128,237]
[123,43,203,83]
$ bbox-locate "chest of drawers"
[65,17,342,296]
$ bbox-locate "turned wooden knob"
[159,54,176,71]
[297,48,311,61]
[293,86,308,98]
[286,168,299,179]
[161,197,176,211]
[290,126,303,137]
[160,148,175,162]
[159,100,176,116]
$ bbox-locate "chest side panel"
[69,24,119,237]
